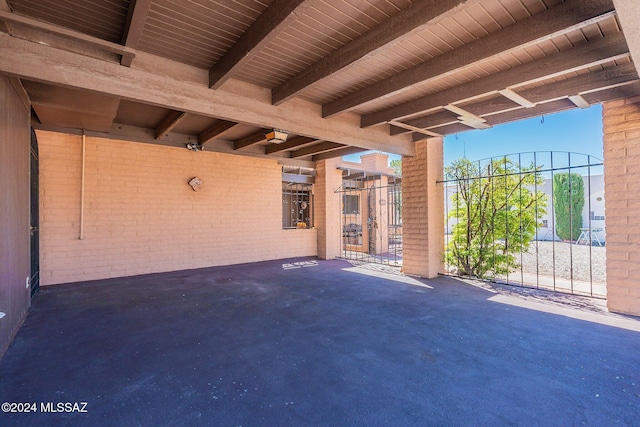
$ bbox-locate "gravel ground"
[444,241,606,284]
[517,241,606,283]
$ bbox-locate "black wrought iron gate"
[337,172,402,266]
[440,152,605,298]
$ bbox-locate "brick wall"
[315,158,342,260]
[402,138,444,278]
[603,97,640,316]
[38,131,317,285]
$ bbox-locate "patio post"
[315,157,343,260]
[402,137,444,278]
[603,96,640,316]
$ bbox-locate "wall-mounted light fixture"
[186,142,204,151]
[188,177,203,191]
[265,129,288,144]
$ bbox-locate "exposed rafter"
[569,95,591,109]
[361,31,629,127]
[322,0,615,118]
[0,0,10,33]
[198,120,237,145]
[233,130,267,150]
[397,62,639,133]
[155,110,186,139]
[290,142,344,158]
[272,0,480,105]
[208,0,313,90]
[313,146,366,162]
[613,0,640,74]
[0,10,136,60]
[0,32,415,156]
[389,120,443,138]
[2,0,637,163]
[265,136,317,155]
[424,81,640,138]
[120,0,152,66]
[498,89,537,109]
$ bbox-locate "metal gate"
[440,152,605,298]
[337,172,402,266]
[30,127,40,297]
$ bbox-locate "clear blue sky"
[443,105,604,166]
[343,105,604,166]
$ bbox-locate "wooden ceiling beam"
[361,31,629,127]
[424,80,640,138]
[581,80,640,104]
[155,110,186,139]
[388,120,443,137]
[208,0,313,90]
[400,62,639,131]
[198,120,237,145]
[0,32,415,156]
[265,136,317,155]
[0,0,10,33]
[0,10,136,60]
[568,95,591,109]
[390,110,457,135]
[233,130,267,150]
[613,0,640,77]
[120,0,152,66]
[290,142,344,158]
[313,147,366,162]
[323,0,615,118]
[272,0,480,105]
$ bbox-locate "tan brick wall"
[315,158,342,259]
[38,131,317,285]
[402,138,444,278]
[603,97,640,315]
[360,152,393,175]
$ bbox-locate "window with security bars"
[342,194,360,214]
[282,184,313,229]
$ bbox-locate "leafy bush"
[445,157,547,278]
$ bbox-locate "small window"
[283,184,313,229]
[342,194,360,214]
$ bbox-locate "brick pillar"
[603,96,640,316]
[315,158,343,260]
[361,152,390,173]
[402,138,444,278]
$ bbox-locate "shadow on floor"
[1,257,639,426]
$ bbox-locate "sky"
[443,105,604,166]
[344,105,604,167]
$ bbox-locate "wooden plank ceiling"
[0,0,638,163]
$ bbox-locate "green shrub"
[445,158,547,278]
[553,173,584,241]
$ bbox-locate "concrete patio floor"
[1,257,639,426]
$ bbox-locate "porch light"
[265,129,288,144]
[186,142,204,151]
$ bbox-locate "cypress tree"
[553,173,584,241]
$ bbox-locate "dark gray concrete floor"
[1,257,639,426]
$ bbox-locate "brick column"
[402,138,444,278]
[603,96,640,316]
[315,158,343,260]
